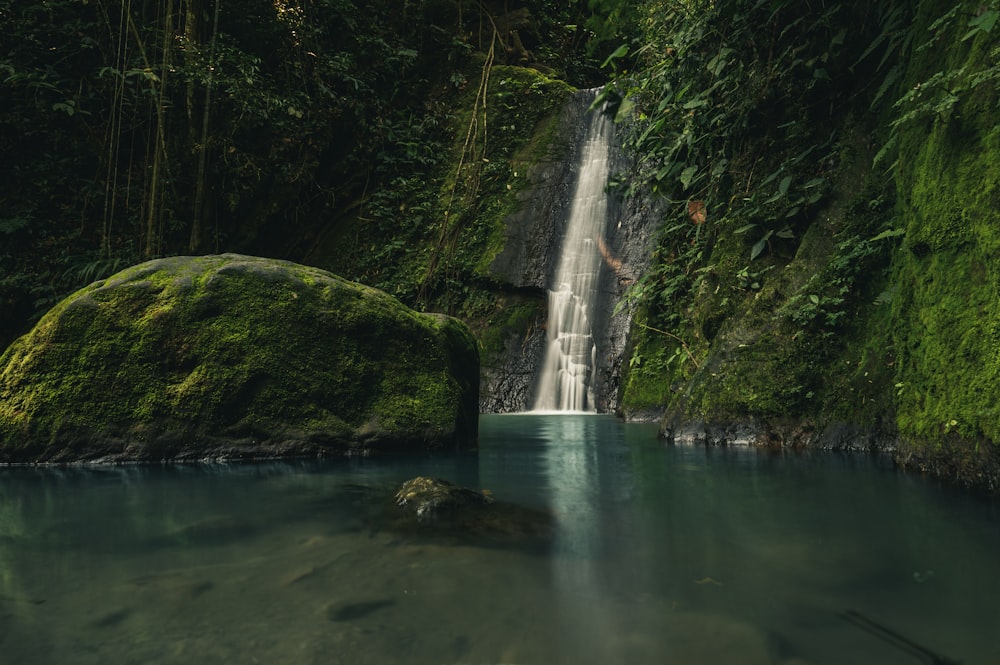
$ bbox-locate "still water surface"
[1,414,998,664]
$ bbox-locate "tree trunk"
[144,0,175,258]
[188,0,220,253]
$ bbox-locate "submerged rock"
[390,477,553,550]
[159,515,256,547]
[394,476,495,525]
[0,254,478,462]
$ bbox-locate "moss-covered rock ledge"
[0,254,479,462]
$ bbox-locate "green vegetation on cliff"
[889,0,1000,484]
[306,63,573,308]
[609,1,903,424]
[607,0,1000,488]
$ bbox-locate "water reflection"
[541,415,614,663]
[0,416,998,664]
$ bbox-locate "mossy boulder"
[393,476,496,525]
[0,254,479,462]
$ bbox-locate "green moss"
[620,354,675,413]
[447,66,574,282]
[0,255,479,461]
[622,104,902,435]
[474,295,542,370]
[889,0,1000,464]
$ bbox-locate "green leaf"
[52,101,75,116]
[778,175,793,196]
[868,228,906,242]
[874,288,896,306]
[679,165,698,188]
[0,216,30,234]
[706,48,733,76]
[963,10,999,41]
[601,44,630,69]
[761,168,781,186]
[765,175,793,204]
[871,64,902,109]
[614,97,635,123]
[589,85,613,111]
[751,230,773,260]
[734,223,756,235]
[809,294,820,305]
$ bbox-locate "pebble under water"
[1,413,998,664]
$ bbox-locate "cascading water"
[532,94,614,412]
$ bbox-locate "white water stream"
[533,97,614,412]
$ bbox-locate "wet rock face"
[478,319,548,414]
[0,254,479,462]
[479,91,590,413]
[483,89,658,413]
[489,91,593,292]
[592,172,661,414]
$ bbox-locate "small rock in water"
[389,476,554,552]
[324,598,395,622]
[90,607,132,629]
[394,477,494,525]
[128,572,213,602]
[162,514,255,546]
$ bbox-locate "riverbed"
[1,414,997,664]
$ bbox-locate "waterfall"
[532,95,614,413]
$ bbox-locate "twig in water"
[840,609,961,665]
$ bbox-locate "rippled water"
[1,414,998,664]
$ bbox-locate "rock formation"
[0,254,479,461]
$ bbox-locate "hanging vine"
[418,27,497,305]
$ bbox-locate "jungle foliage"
[598,0,906,413]
[600,1,962,411]
[0,0,637,350]
[606,0,1000,482]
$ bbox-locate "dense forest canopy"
[0,0,637,348]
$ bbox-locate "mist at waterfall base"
[532,94,614,413]
[2,414,999,665]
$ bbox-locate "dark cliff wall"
[482,89,657,413]
[480,91,589,412]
